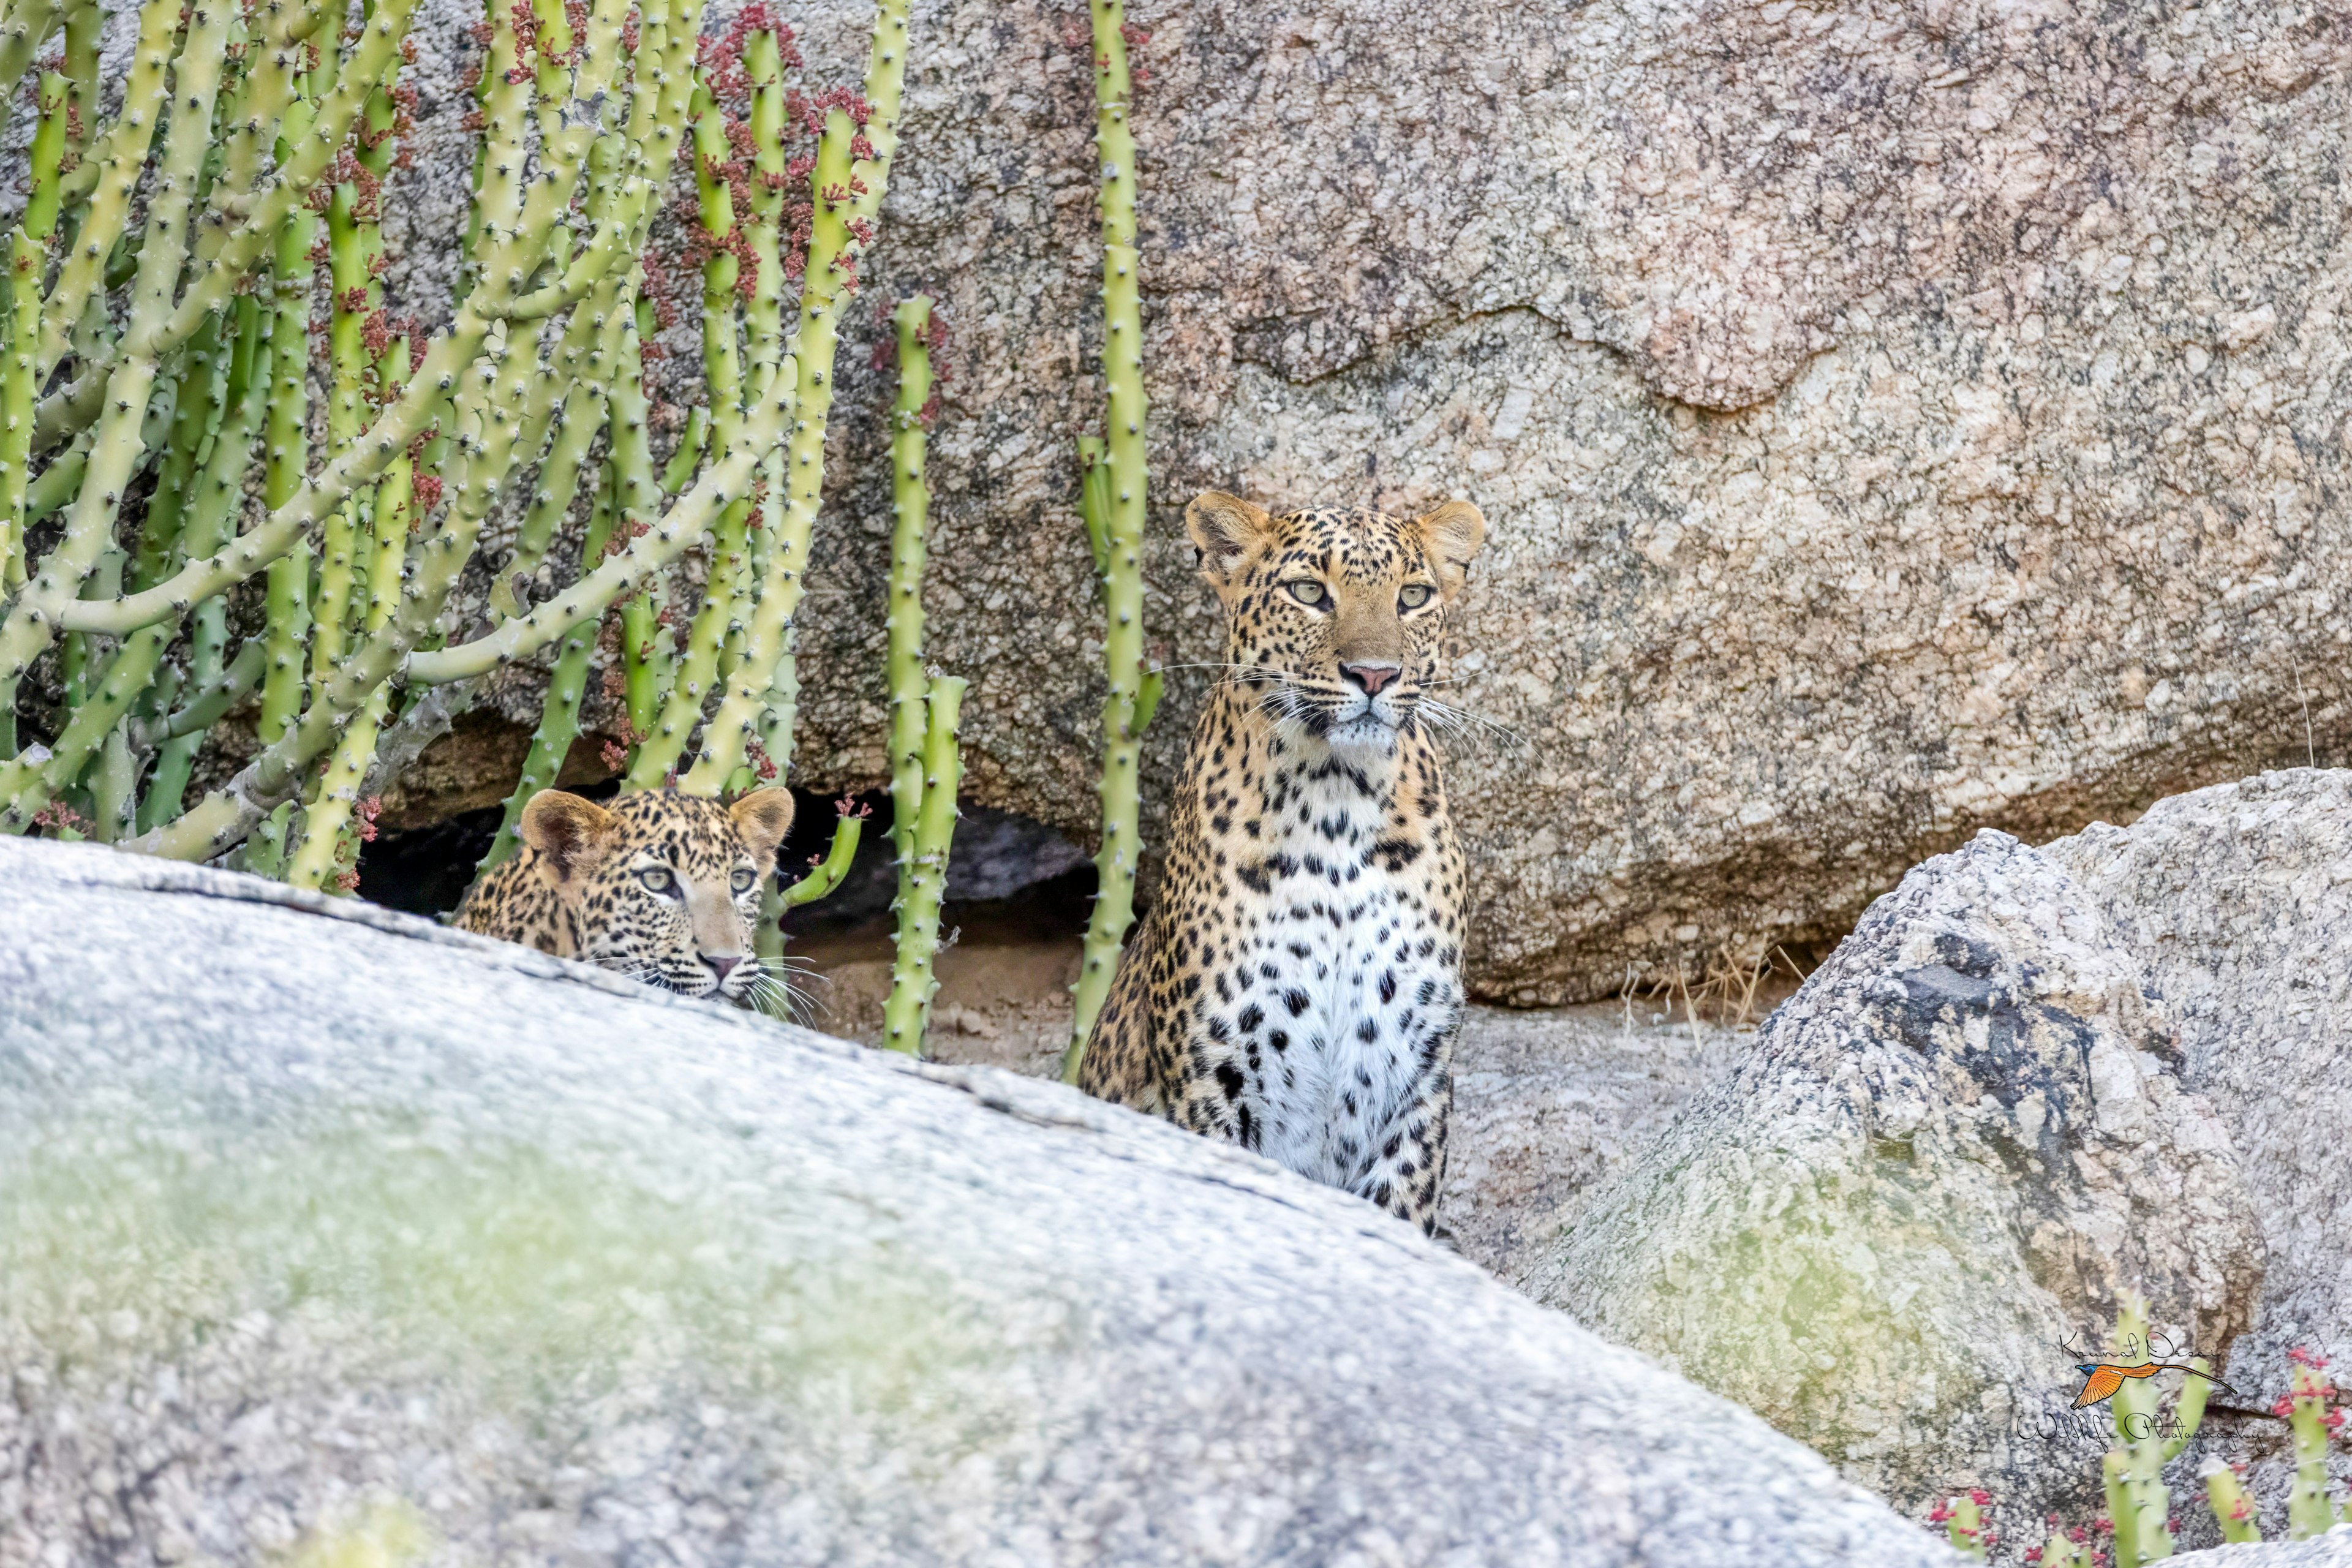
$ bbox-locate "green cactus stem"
[475,456,624,876]
[680,0,914,795]
[285,350,426,895]
[881,675,963,1055]
[30,0,181,379]
[883,294,936,895]
[625,62,756,791]
[1062,0,1159,1084]
[2100,1296,2208,1566]
[611,314,675,738]
[1933,1493,1988,1561]
[747,801,867,1018]
[402,363,799,687]
[0,70,67,602]
[2200,1458,2262,1544]
[141,294,273,831]
[43,0,601,652]
[127,325,527,863]
[17,0,432,677]
[0,0,233,734]
[0,0,64,98]
[784,804,865,910]
[2103,1450,2136,1568]
[2282,1349,2343,1538]
[2038,1529,2089,1568]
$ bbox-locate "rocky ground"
[785,904,1776,1282]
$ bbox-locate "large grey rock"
[0,839,1957,1567]
[1437,1003,1749,1284]
[2176,1533,2352,1566]
[288,0,2352,999]
[1526,829,2264,1526]
[2044,769,2352,1409]
[772,0,2352,1003]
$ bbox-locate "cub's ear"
[1415,499,1487,601]
[519,790,619,885]
[728,787,797,862]
[1185,491,1274,584]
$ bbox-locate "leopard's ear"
[519,790,619,884]
[1185,491,1274,586]
[728,787,797,862]
[1414,499,1487,602]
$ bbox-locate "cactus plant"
[0,0,967,1023]
[1062,0,1161,1084]
[883,293,936,902]
[881,675,963,1054]
[2199,1457,2261,1544]
[2087,1295,2218,1567]
[2278,1348,2344,1538]
[1927,1491,1992,1561]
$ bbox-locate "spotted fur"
[1080,493,1488,1234]
[456,787,796,1004]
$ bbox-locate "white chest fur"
[1213,764,1461,1191]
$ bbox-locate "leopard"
[456,786,797,1006]
[1079,491,1489,1234]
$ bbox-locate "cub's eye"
[636,867,678,897]
[731,868,758,894]
[1284,579,1329,607]
[1399,583,1434,610]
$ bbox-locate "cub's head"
[1187,494,1487,752]
[516,786,796,1003]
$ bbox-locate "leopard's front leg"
[1350,1057,1453,1235]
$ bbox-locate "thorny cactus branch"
[29,0,182,379]
[680,0,914,794]
[404,356,799,685]
[126,328,526,863]
[2200,1458,2261,1545]
[881,675,963,1054]
[0,0,234,698]
[2,0,952,902]
[883,293,933,899]
[1063,0,1158,1084]
[2281,1348,2343,1538]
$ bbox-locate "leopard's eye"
[637,867,678,897]
[1284,579,1328,608]
[1398,582,1434,610]
[731,868,758,894]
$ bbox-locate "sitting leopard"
[456,786,796,1005]
[1080,491,1488,1234]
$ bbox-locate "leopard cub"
[457,786,796,1005]
[1080,492,1488,1233]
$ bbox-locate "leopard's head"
[516,786,797,1003]
[1187,494,1488,754]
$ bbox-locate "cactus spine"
[1062,0,1161,1083]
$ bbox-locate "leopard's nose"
[1341,660,1401,696]
[703,953,744,984]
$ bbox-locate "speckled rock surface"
[775,0,2352,1003]
[180,0,2352,1002]
[2041,769,2352,1548]
[1526,829,2264,1527]
[0,838,1958,1567]
[1437,1003,1750,1284]
[2043,769,2352,1410]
